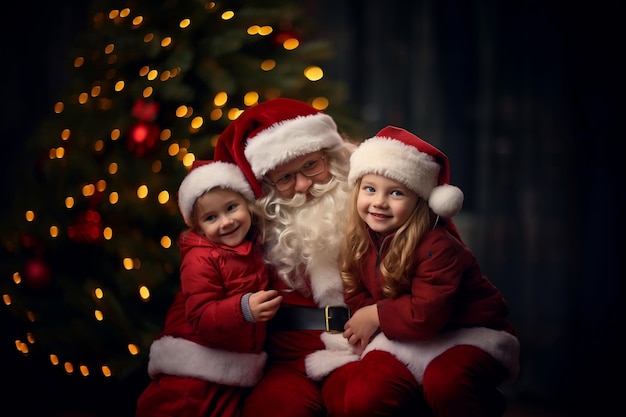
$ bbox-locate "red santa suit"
[213,98,442,417]
[136,161,269,417]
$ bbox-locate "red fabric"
[172,229,269,352]
[213,98,321,198]
[323,350,428,417]
[422,345,508,417]
[136,374,247,417]
[136,229,269,415]
[242,362,325,417]
[345,226,515,341]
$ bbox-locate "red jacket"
[146,229,270,387]
[345,225,520,383]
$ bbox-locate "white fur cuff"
[148,336,267,387]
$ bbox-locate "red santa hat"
[349,126,464,219]
[213,98,344,198]
[178,161,254,226]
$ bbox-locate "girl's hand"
[249,290,282,321]
[342,304,380,354]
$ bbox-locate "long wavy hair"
[255,141,355,293]
[340,178,431,299]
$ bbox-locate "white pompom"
[428,184,464,218]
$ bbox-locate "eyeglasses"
[267,156,327,191]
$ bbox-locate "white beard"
[261,178,351,306]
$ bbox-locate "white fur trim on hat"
[244,113,343,179]
[147,336,267,387]
[349,137,464,218]
[178,161,254,226]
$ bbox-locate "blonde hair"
[340,178,431,298]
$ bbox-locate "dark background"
[1,1,623,416]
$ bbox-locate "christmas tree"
[1,0,357,384]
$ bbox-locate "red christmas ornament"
[68,210,103,245]
[23,257,51,289]
[126,120,160,157]
[132,98,159,121]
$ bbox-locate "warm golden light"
[180,18,190,29]
[3,293,12,305]
[49,226,59,238]
[139,285,151,300]
[176,105,189,117]
[183,153,195,167]
[221,10,234,20]
[190,116,203,129]
[25,211,35,222]
[214,92,227,106]
[65,196,75,208]
[82,183,96,197]
[304,66,323,81]
[64,362,74,374]
[259,26,273,36]
[283,38,299,50]
[228,108,243,120]
[50,354,59,365]
[103,227,113,240]
[158,190,170,204]
[128,344,140,355]
[244,92,259,106]
[161,236,172,248]
[311,97,329,110]
[123,258,134,270]
[102,366,112,377]
[168,143,180,156]
[210,108,223,120]
[137,185,148,199]
[160,129,172,141]
[95,310,104,321]
[260,60,276,71]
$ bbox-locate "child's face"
[356,174,419,235]
[193,188,252,247]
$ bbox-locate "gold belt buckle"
[325,305,341,333]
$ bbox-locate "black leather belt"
[269,306,350,333]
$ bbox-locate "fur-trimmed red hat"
[349,126,464,219]
[213,98,343,198]
[178,161,254,226]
